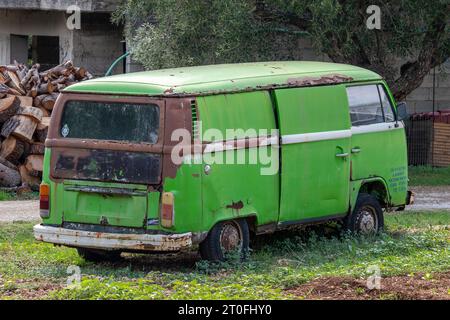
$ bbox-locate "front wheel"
[199,219,250,261]
[345,193,384,235]
[76,248,122,263]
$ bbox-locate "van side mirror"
[396,102,409,121]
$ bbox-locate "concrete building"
[0,0,124,75]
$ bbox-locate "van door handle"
[351,148,361,154]
[335,152,349,158]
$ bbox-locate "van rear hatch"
[48,94,165,228]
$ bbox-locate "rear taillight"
[39,183,50,218]
[161,192,174,228]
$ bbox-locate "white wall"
[0,9,73,65]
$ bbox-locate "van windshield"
[60,101,159,143]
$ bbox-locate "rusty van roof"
[64,61,382,96]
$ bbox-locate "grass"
[1,211,450,300]
[0,190,39,201]
[409,166,450,186]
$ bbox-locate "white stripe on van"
[185,122,404,157]
[351,121,404,135]
[281,129,352,145]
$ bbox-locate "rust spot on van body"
[226,201,244,210]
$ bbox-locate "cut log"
[0,83,18,95]
[12,115,38,142]
[38,107,50,117]
[30,142,45,155]
[0,136,25,164]
[6,70,26,95]
[0,161,21,187]
[0,96,20,123]
[8,94,33,107]
[36,82,55,96]
[18,106,43,122]
[24,154,43,177]
[0,116,20,138]
[41,93,58,111]
[35,117,50,143]
[19,165,40,190]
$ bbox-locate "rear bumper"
[33,224,192,252]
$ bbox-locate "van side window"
[377,85,395,122]
[346,85,390,126]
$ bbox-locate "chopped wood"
[24,154,43,177]
[19,165,40,189]
[8,94,33,107]
[38,107,50,117]
[0,136,25,164]
[0,160,21,187]
[0,60,91,186]
[30,142,45,155]
[0,96,20,123]
[12,115,38,142]
[5,70,26,95]
[35,117,50,143]
[18,106,43,122]
[0,116,20,138]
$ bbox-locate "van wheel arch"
[357,180,390,209]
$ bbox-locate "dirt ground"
[286,272,450,300]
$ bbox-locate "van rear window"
[60,101,159,144]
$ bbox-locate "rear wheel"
[76,248,122,263]
[345,193,384,235]
[199,219,249,261]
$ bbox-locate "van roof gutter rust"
[64,61,380,97]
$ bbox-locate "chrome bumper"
[33,224,192,252]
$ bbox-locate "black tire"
[199,219,250,261]
[77,248,122,263]
[345,193,384,235]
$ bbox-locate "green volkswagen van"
[34,61,412,261]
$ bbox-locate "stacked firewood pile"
[0,61,92,190]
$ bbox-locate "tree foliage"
[114,0,450,100]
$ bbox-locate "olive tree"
[113,0,449,100]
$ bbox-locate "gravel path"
[0,186,448,223]
[408,186,450,211]
[0,200,39,222]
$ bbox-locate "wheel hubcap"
[219,222,242,252]
[357,207,378,234]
